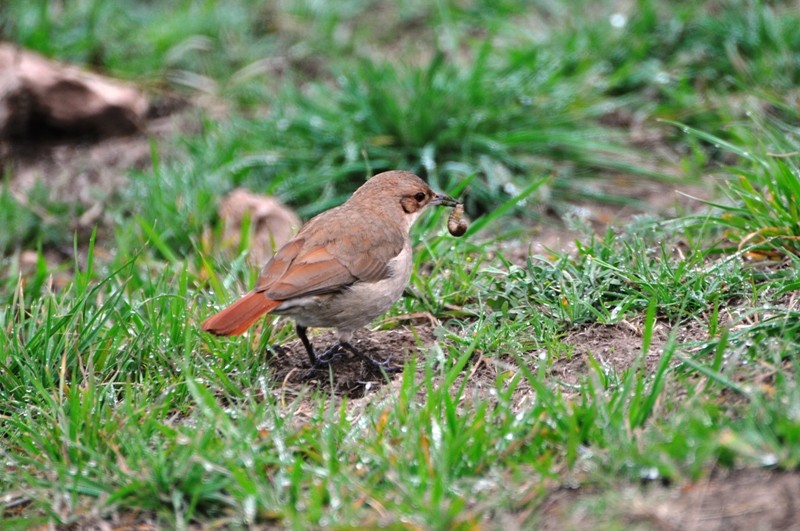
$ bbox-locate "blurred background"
[2,0,797,260]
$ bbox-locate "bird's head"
[353,170,458,229]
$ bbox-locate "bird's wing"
[254,237,304,291]
[336,238,402,282]
[259,243,357,300]
[254,208,407,300]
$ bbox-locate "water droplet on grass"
[654,71,670,84]
[640,466,660,480]
[609,13,627,28]
[761,453,778,466]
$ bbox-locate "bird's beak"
[432,193,460,208]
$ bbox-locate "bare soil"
[537,468,800,530]
[264,325,436,398]
[552,318,712,387]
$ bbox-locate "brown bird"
[202,170,459,369]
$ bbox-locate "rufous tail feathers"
[201,292,280,336]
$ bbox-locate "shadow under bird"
[201,170,461,370]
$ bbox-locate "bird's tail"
[201,292,280,336]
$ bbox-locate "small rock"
[0,44,148,141]
[218,188,300,265]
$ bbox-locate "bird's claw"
[361,353,401,374]
[316,345,345,365]
[300,345,344,379]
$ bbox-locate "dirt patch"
[7,133,150,207]
[500,176,714,266]
[264,325,436,398]
[260,322,539,418]
[261,316,718,411]
[550,319,711,388]
[4,105,185,202]
[577,177,711,227]
[643,468,800,531]
[499,221,583,264]
[552,320,668,387]
[535,468,800,530]
[1,90,192,257]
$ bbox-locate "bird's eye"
[414,192,427,202]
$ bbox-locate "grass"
[2,0,800,528]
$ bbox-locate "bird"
[201,170,460,370]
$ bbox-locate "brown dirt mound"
[264,325,436,398]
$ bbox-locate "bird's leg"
[296,325,319,366]
[297,325,343,367]
[339,341,401,374]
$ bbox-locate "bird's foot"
[340,342,401,375]
[363,353,402,375]
[301,342,400,379]
[300,344,346,379]
[316,344,345,365]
